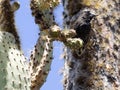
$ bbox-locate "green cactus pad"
[0,31,30,90]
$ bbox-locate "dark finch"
[73,11,95,44]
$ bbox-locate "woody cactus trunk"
[0,0,120,90]
[62,0,120,90]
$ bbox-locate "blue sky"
[15,0,64,90]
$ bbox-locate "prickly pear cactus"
[30,0,60,89]
[29,32,53,89]
[30,0,60,29]
[0,0,84,90]
[30,0,85,89]
[0,0,30,90]
[0,0,61,89]
[0,31,30,90]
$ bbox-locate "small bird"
[73,11,95,44]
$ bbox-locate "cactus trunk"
[62,0,120,90]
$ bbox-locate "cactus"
[30,0,83,89]
[29,31,54,89]
[0,0,30,89]
[62,0,120,90]
[0,31,31,90]
[0,0,79,90]
[30,0,60,29]
[30,0,59,89]
[3,0,119,90]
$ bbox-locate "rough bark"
[62,0,120,90]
